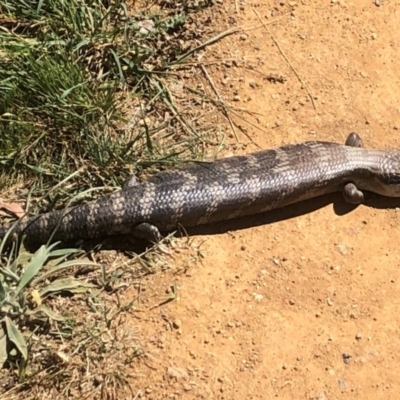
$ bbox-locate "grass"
[0,0,218,201]
[0,0,224,398]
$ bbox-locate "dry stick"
[167,20,285,67]
[241,17,286,32]
[166,27,241,68]
[228,109,268,142]
[186,86,262,148]
[167,20,285,69]
[152,77,209,146]
[187,86,264,118]
[200,64,239,142]
[253,8,316,110]
[188,85,267,141]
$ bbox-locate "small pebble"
[183,384,192,392]
[173,319,182,329]
[249,80,257,89]
[253,293,264,302]
[342,353,351,365]
[336,243,348,255]
[355,333,362,340]
[167,366,189,380]
[338,379,347,390]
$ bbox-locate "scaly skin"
[2,135,400,245]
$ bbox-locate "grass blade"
[15,245,48,295]
[32,259,99,285]
[0,266,20,283]
[0,326,7,367]
[5,316,28,361]
[39,278,96,297]
[27,305,66,322]
[0,279,5,303]
[47,248,81,257]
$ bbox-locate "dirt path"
[124,1,400,398]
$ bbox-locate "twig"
[227,110,265,148]
[151,78,204,143]
[185,86,262,148]
[200,64,239,142]
[252,8,316,110]
[238,17,288,33]
[187,86,264,117]
[166,27,241,67]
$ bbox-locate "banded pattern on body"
[1,134,400,245]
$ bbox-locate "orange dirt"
[124,1,400,399]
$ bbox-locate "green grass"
[0,0,220,398]
[0,0,212,200]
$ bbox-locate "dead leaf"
[0,201,25,218]
[31,289,42,306]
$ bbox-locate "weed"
[0,0,225,397]
[0,0,216,199]
[0,234,97,373]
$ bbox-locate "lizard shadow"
[68,191,399,254]
[185,192,400,237]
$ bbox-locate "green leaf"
[5,317,27,361]
[11,251,32,273]
[0,266,20,283]
[0,279,6,303]
[32,259,98,285]
[109,48,125,83]
[60,80,89,100]
[39,278,96,297]
[0,325,8,367]
[48,248,81,258]
[27,305,66,322]
[15,245,48,295]
[36,0,44,13]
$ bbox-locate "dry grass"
[0,0,241,397]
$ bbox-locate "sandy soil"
[124,1,400,399]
